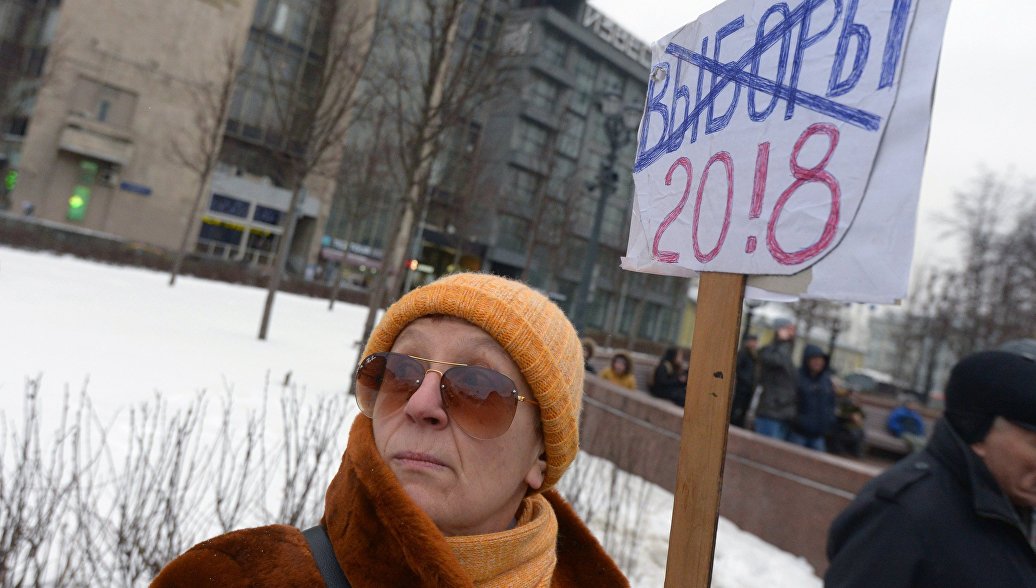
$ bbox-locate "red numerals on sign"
[766,123,841,265]
[652,157,692,264]
[652,123,842,267]
[692,152,734,263]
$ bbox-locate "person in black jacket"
[649,347,687,407]
[754,318,798,440]
[731,334,759,428]
[788,344,836,451]
[826,344,1036,587]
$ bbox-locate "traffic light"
[407,258,419,271]
[67,185,90,221]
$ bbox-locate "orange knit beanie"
[361,272,583,492]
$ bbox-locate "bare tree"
[168,41,240,287]
[324,99,398,309]
[256,0,375,340]
[358,0,514,348]
[890,170,1036,399]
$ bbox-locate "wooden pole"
[664,271,746,587]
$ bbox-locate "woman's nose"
[403,369,449,429]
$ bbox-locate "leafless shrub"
[558,448,653,582]
[0,376,350,587]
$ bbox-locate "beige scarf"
[445,494,559,588]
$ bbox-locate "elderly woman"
[152,273,627,586]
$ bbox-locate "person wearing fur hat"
[826,342,1036,587]
[152,273,627,587]
[600,352,637,390]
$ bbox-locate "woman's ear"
[525,444,547,490]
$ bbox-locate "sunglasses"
[355,352,538,440]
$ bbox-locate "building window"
[639,303,662,339]
[496,214,530,254]
[253,205,283,226]
[210,193,250,218]
[573,50,597,91]
[512,120,549,158]
[596,66,623,94]
[547,157,576,195]
[97,99,110,123]
[524,75,560,112]
[199,220,244,245]
[511,167,539,209]
[588,291,612,329]
[541,29,567,68]
[71,77,137,128]
[7,116,28,136]
[557,112,585,158]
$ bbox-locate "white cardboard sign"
[621,0,952,303]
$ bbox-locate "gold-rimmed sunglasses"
[354,352,537,440]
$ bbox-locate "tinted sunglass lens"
[356,353,425,417]
[354,354,387,416]
[442,366,518,440]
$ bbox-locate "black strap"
[302,525,351,588]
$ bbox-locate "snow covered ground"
[0,245,821,587]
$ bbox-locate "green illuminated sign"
[67,185,91,221]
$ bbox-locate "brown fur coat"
[151,417,628,587]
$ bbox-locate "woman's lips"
[393,451,448,468]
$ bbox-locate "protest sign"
[622,0,952,303]
[616,1,953,585]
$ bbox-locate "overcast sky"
[588,0,1035,271]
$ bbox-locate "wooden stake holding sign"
[616,0,950,584]
[663,272,745,588]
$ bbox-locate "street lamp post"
[828,314,843,369]
[570,93,640,334]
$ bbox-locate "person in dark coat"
[731,334,759,428]
[826,345,1036,587]
[582,337,597,374]
[788,344,836,451]
[754,318,797,440]
[649,347,687,407]
[828,385,865,458]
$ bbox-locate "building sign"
[621,0,952,303]
[581,5,652,67]
[119,181,152,196]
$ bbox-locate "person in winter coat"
[754,318,798,440]
[152,273,627,587]
[788,345,836,451]
[826,343,1036,587]
[731,334,759,428]
[649,347,687,407]
[887,398,927,453]
[600,352,637,390]
[582,337,597,374]
[828,385,866,457]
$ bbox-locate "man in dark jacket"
[731,334,759,428]
[754,318,797,440]
[789,344,836,451]
[826,345,1036,587]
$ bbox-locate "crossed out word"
[634,0,912,173]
